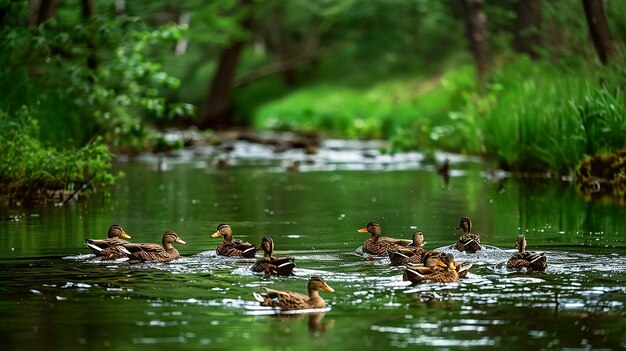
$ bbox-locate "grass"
[0,109,118,204]
[252,54,626,175]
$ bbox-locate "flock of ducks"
[84,217,548,311]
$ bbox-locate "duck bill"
[175,238,187,245]
[321,283,335,293]
[120,232,131,239]
[437,260,448,268]
[449,263,456,271]
[211,231,222,238]
[357,228,368,233]
[455,226,462,230]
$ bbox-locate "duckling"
[403,254,461,283]
[212,223,257,258]
[506,235,547,272]
[251,237,295,275]
[453,217,482,253]
[357,222,412,256]
[84,224,132,260]
[252,277,334,310]
[387,231,427,265]
[121,230,186,263]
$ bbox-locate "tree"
[460,0,491,84]
[196,0,253,129]
[28,0,60,26]
[513,0,541,58]
[582,0,616,65]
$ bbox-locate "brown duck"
[121,230,186,263]
[403,254,469,283]
[387,231,427,265]
[357,222,412,256]
[84,224,132,260]
[407,252,472,280]
[251,237,296,276]
[212,223,257,258]
[453,217,482,253]
[506,235,547,272]
[252,277,334,310]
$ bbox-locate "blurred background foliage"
[1,0,625,198]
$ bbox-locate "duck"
[212,223,257,258]
[387,231,427,265]
[84,224,132,260]
[403,254,465,283]
[251,237,296,275]
[506,235,547,272]
[252,277,334,310]
[121,230,186,263]
[453,217,482,253]
[357,222,412,256]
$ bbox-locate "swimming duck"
[453,217,482,253]
[403,254,462,283]
[357,222,412,256]
[121,230,186,263]
[409,252,472,279]
[506,235,547,272]
[251,237,296,275]
[387,231,427,265]
[84,224,132,260]
[252,277,334,310]
[212,223,257,258]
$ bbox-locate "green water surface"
[1,157,625,350]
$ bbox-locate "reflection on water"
[1,140,625,350]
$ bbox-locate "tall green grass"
[253,55,626,175]
[478,57,626,173]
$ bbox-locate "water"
[1,139,625,350]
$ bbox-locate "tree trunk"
[81,0,98,70]
[197,41,247,129]
[582,0,615,65]
[196,2,253,129]
[513,0,541,58]
[460,0,491,85]
[28,0,60,26]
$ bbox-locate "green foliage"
[0,108,118,202]
[0,5,193,148]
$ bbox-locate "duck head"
[437,253,457,271]
[259,236,274,257]
[357,222,381,238]
[162,230,186,248]
[212,223,233,241]
[455,217,472,235]
[308,276,335,294]
[108,224,131,239]
[412,231,425,247]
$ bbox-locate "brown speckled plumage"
[453,217,482,253]
[122,230,186,263]
[251,237,295,275]
[212,224,257,258]
[84,225,132,259]
[403,254,460,283]
[358,222,412,256]
[253,277,334,310]
[387,231,427,265]
[506,235,547,272]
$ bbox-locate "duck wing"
[217,241,257,257]
[380,236,413,247]
[254,288,309,309]
[121,242,177,262]
[85,238,130,259]
[269,256,296,275]
[454,234,481,253]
